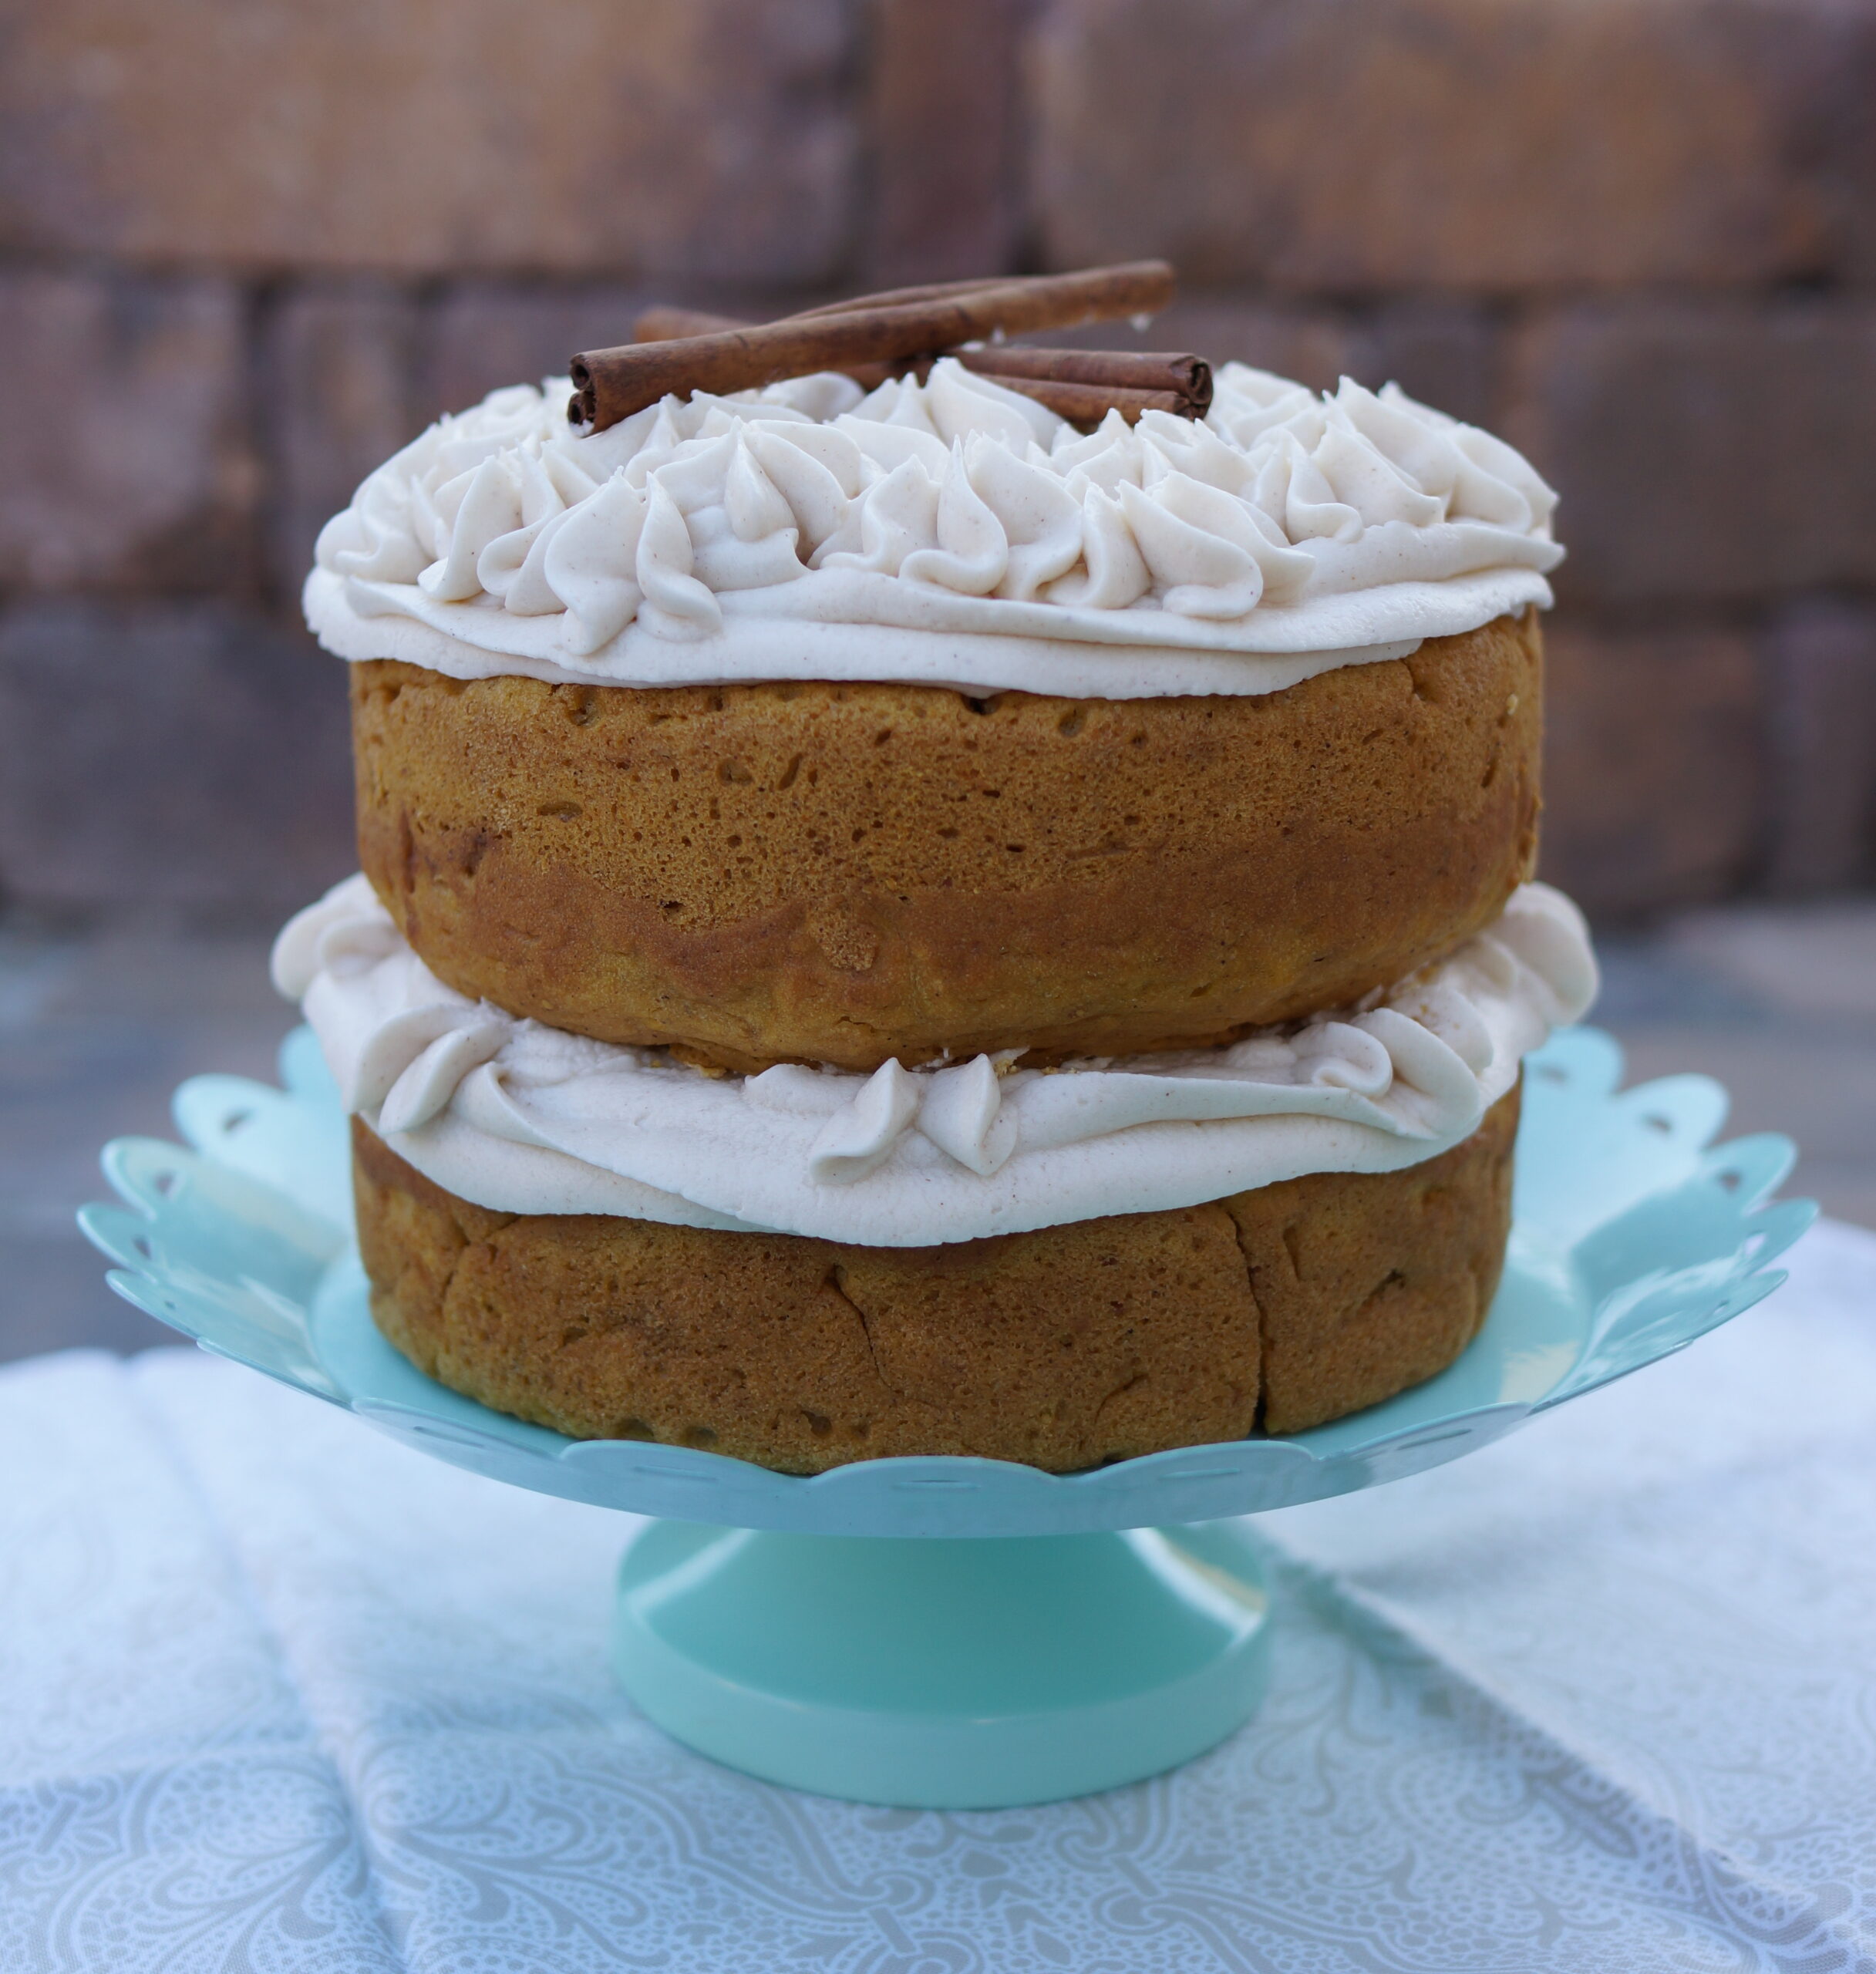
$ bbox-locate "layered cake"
[279,265,1596,1474]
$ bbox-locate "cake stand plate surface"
[81,1025,1813,1809]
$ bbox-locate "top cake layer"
[307,359,1561,699]
[312,351,1561,1072]
[347,614,1543,1072]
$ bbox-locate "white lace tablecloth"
[5,1218,1875,1974]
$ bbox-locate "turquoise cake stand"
[80,1027,1814,1809]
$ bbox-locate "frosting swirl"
[306,361,1561,699]
[275,877,1597,1248]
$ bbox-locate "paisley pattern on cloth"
[7,1229,1874,1974]
[273,874,1597,1245]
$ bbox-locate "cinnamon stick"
[573,261,1175,430]
[627,308,1206,424]
[956,345,1211,414]
[624,300,1203,423]
[631,285,1022,344]
[632,305,904,390]
[968,375,1193,426]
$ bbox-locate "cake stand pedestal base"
[613,1520,1271,1808]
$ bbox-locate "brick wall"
[2,0,1873,923]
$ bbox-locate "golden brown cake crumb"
[353,1084,1518,1472]
[351,612,1542,1073]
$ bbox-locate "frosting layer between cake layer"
[275,878,1596,1247]
[307,361,1561,699]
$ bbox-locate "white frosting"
[306,362,1561,700]
[276,877,1597,1248]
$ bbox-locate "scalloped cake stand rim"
[78,1024,1817,1541]
[76,1024,1817,1807]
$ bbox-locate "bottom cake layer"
[353,1083,1519,1475]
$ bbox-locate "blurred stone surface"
[0,0,857,280]
[0,0,1871,931]
[862,0,1026,285]
[1760,598,1876,894]
[0,919,285,1360]
[1066,295,1502,423]
[0,269,258,595]
[426,283,672,424]
[0,601,352,916]
[1541,619,1766,918]
[1030,0,1852,291]
[263,283,423,600]
[1838,20,1876,285]
[1506,301,1876,608]
[1345,301,1503,433]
